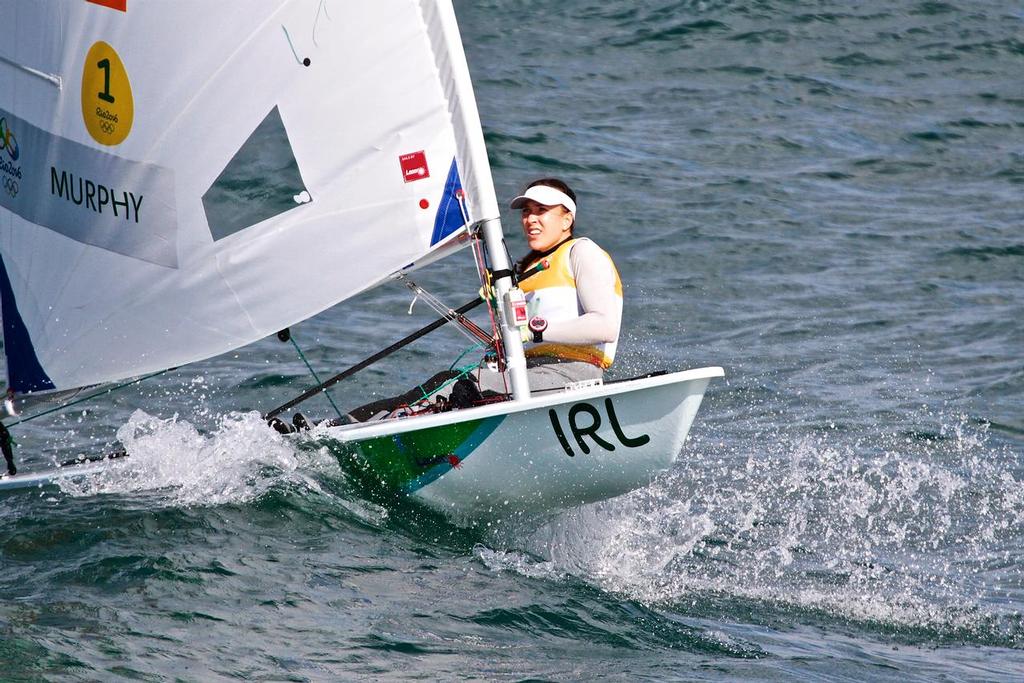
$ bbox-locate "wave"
[56,410,328,508]
[486,413,1023,647]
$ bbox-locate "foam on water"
[507,413,1023,643]
[56,410,330,508]
[473,545,566,582]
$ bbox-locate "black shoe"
[292,413,314,431]
[268,417,295,434]
[449,378,482,410]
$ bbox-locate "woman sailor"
[507,177,622,391]
[434,177,622,400]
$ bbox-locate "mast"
[426,2,531,401]
[479,218,531,401]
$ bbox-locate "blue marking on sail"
[430,158,465,246]
[0,255,55,393]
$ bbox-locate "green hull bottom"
[330,414,505,495]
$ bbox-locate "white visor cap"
[509,185,576,216]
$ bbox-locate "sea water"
[2,1,1022,680]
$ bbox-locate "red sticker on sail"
[86,0,127,10]
[399,151,429,183]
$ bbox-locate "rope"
[288,335,345,421]
[393,344,485,412]
[1,369,176,474]
[415,361,480,404]
[399,276,492,345]
[471,234,510,396]
[6,368,173,428]
[449,341,486,372]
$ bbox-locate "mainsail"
[0,0,500,397]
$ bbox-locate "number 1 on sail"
[96,59,115,104]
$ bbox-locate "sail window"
[202,106,311,241]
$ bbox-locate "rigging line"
[263,296,485,420]
[5,368,174,428]
[280,24,312,67]
[471,233,509,395]
[288,335,344,421]
[312,0,332,47]
[449,341,487,372]
[399,277,492,345]
[404,285,463,327]
[416,362,479,403]
[471,234,503,355]
[469,228,493,304]
[281,25,303,65]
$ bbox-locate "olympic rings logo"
[2,176,17,198]
[99,120,116,135]
[0,118,18,161]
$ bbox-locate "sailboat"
[0,0,722,512]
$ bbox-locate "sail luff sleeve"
[419,0,501,224]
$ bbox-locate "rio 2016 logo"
[0,118,18,162]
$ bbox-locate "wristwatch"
[528,315,547,343]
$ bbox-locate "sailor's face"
[520,199,573,252]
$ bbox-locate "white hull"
[321,366,723,515]
[0,460,111,492]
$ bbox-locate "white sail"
[0,0,498,396]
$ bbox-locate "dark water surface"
[2,1,1022,680]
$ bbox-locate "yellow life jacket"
[520,238,622,369]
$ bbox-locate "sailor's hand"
[478,285,494,302]
[520,326,532,344]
